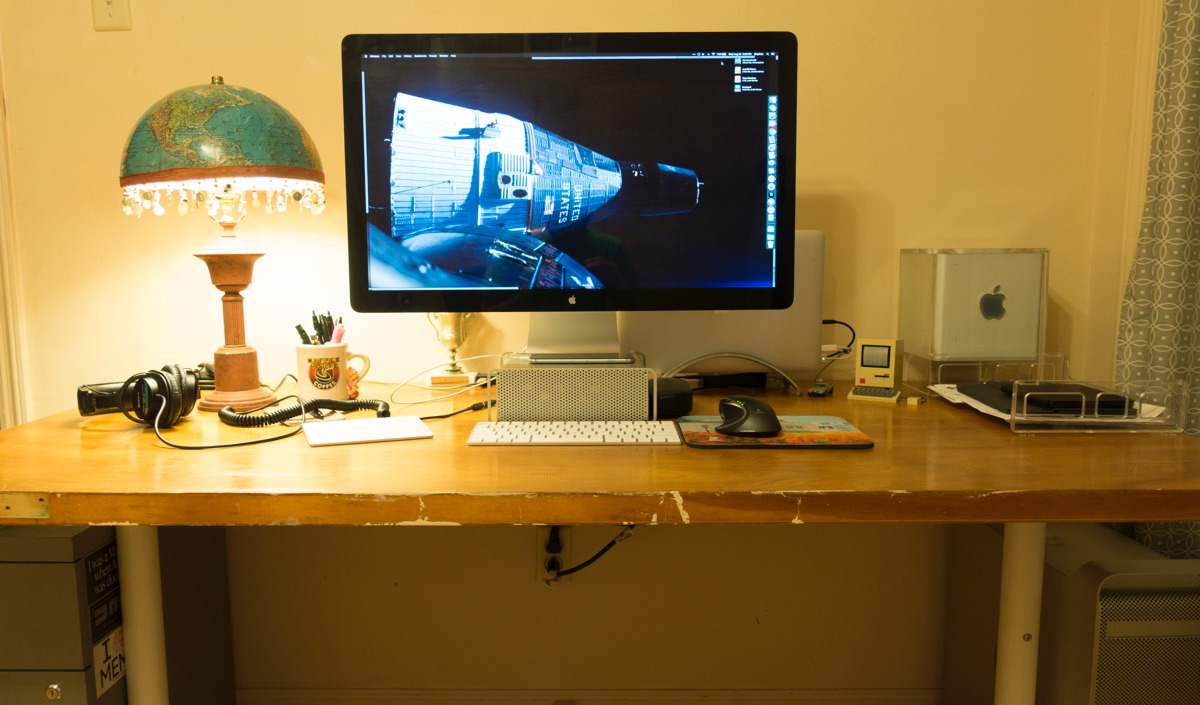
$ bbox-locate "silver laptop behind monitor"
[621,230,825,375]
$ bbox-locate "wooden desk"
[2,386,1199,705]
[3,388,1198,526]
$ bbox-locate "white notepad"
[302,416,433,446]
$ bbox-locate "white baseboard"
[238,688,941,705]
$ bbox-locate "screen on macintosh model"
[341,31,808,361]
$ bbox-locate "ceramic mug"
[295,343,370,401]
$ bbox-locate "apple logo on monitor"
[979,285,1007,320]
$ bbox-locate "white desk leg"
[993,521,1047,705]
[115,526,171,705]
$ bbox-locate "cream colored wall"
[226,524,949,699]
[0,0,1156,421]
[0,0,1160,700]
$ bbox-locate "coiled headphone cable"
[150,396,390,450]
[218,398,390,427]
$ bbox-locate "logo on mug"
[308,357,339,390]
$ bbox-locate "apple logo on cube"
[979,285,1007,320]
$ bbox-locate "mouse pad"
[676,416,874,449]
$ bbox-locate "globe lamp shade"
[119,76,325,412]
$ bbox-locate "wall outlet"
[535,526,571,583]
[92,0,132,31]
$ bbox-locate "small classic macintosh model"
[847,339,903,403]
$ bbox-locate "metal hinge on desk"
[1,493,50,519]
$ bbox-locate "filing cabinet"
[0,526,126,705]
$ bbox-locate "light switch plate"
[92,0,132,32]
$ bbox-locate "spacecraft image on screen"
[373,93,703,291]
[345,34,793,312]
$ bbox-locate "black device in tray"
[956,381,1135,417]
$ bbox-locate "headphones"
[77,364,200,428]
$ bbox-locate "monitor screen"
[341,31,798,315]
[861,344,892,369]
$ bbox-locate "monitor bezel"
[341,31,798,314]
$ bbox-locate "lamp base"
[193,247,275,413]
[196,345,276,412]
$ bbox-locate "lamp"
[119,76,324,412]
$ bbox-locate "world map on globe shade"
[120,80,323,181]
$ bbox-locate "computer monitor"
[341,31,802,361]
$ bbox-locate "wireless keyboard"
[847,386,902,403]
[468,420,683,446]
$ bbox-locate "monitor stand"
[526,311,636,364]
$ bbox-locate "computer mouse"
[716,395,782,437]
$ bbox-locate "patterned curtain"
[1116,0,1200,559]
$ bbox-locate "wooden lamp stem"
[193,250,276,412]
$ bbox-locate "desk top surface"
[2,384,1198,526]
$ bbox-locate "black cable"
[149,395,304,450]
[811,319,858,384]
[419,399,495,421]
[550,526,636,581]
[822,319,856,352]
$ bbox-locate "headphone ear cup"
[162,364,198,419]
[119,370,180,427]
[118,372,159,425]
[154,368,185,428]
[114,364,198,427]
